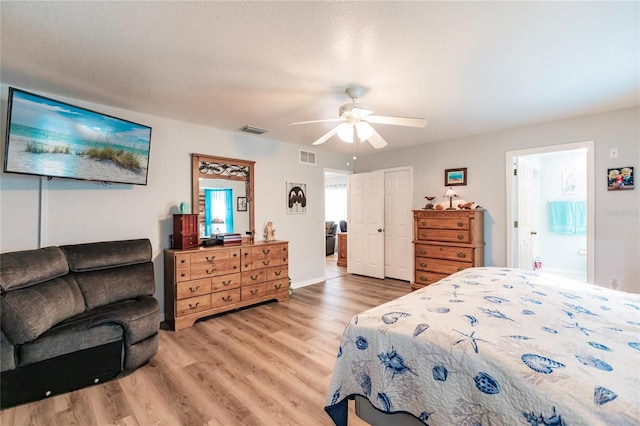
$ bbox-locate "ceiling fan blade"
[366,126,388,149]
[366,115,427,128]
[312,125,340,145]
[289,118,345,126]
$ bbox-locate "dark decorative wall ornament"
[198,161,250,178]
[287,182,307,214]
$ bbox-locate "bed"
[324,267,640,425]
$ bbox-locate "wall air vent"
[299,150,316,165]
[240,125,268,135]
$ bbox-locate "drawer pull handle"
[274,284,282,290]
[232,253,238,257]
[457,222,464,227]
[457,235,464,240]
[282,257,287,262]
[221,295,232,302]
[262,249,271,255]
[244,263,250,268]
[420,276,427,281]
[457,253,467,258]
[206,269,216,275]
[457,267,464,271]
[180,259,186,264]
[250,289,259,295]
[188,302,200,309]
[420,263,427,268]
[262,260,270,266]
[222,280,231,286]
[274,271,282,276]
[419,250,427,255]
[232,265,238,270]
[189,286,200,292]
[420,220,426,226]
[205,256,216,262]
[250,274,259,280]
[181,273,186,277]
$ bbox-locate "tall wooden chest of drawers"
[412,209,484,291]
[164,240,289,330]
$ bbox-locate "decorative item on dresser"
[172,213,199,249]
[164,240,289,330]
[337,233,347,267]
[412,209,485,291]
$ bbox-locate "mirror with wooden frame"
[191,153,255,240]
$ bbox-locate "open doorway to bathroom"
[324,169,351,280]
[506,141,594,282]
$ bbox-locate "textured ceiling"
[1,1,638,156]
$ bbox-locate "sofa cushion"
[72,262,155,309]
[60,239,152,272]
[18,319,123,367]
[0,246,69,292]
[1,275,85,344]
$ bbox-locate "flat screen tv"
[3,87,152,185]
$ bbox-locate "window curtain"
[325,183,347,224]
[204,188,234,235]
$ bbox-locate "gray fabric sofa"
[0,239,159,408]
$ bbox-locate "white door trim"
[505,141,595,283]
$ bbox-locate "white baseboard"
[292,276,324,289]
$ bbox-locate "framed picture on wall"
[444,168,467,186]
[607,166,634,190]
[287,182,307,214]
[237,196,247,211]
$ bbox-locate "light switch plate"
[609,148,619,159]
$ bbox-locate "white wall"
[0,84,352,319]
[356,107,640,293]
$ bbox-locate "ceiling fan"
[289,86,427,149]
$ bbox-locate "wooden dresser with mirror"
[164,154,289,331]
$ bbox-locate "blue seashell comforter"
[324,267,640,425]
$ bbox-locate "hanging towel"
[549,200,586,235]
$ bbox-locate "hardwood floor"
[1,273,410,426]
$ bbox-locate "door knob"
[378,228,383,232]
[531,231,538,235]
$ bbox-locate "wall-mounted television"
[3,87,152,185]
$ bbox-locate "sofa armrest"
[87,296,159,345]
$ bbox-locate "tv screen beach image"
[5,89,151,185]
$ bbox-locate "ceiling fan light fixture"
[336,122,355,143]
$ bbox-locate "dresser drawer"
[211,273,241,292]
[415,244,474,261]
[417,216,470,230]
[266,265,288,281]
[415,258,470,274]
[267,278,288,294]
[176,294,211,316]
[191,251,230,264]
[191,259,230,279]
[418,229,470,243]
[176,278,211,299]
[241,269,266,285]
[414,270,448,286]
[175,267,191,282]
[211,288,241,308]
[242,283,267,300]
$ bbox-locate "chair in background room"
[339,220,347,233]
[326,221,338,255]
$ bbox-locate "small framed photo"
[444,168,467,186]
[237,196,247,211]
[286,182,307,214]
[607,166,634,190]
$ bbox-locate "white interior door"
[384,169,413,281]
[515,157,537,270]
[348,171,385,278]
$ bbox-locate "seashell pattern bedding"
[324,267,640,425]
